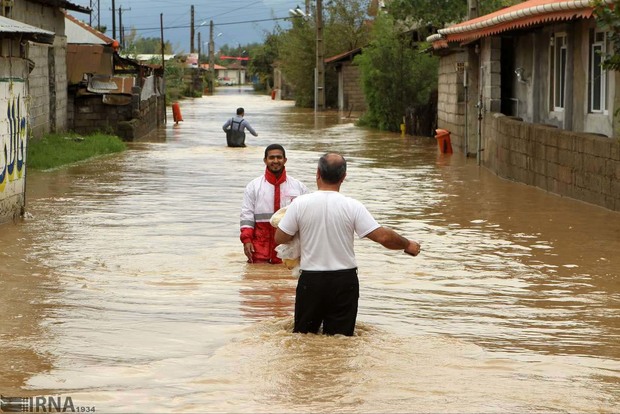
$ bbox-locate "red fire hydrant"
[435,129,453,154]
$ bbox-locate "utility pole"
[209,20,215,94]
[111,0,116,39]
[190,5,195,53]
[161,13,167,124]
[89,0,100,29]
[197,32,201,58]
[315,0,325,111]
[118,6,131,49]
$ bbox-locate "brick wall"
[484,114,620,211]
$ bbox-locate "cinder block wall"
[342,64,366,112]
[68,88,164,141]
[14,3,68,138]
[484,114,620,211]
[437,53,465,149]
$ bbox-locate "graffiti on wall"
[0,79,27,194]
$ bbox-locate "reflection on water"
[239,264,296,320]
[0,87,619,412]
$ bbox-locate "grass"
[27,132,127,170]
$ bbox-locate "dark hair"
[318,153,346,184]
[236,107,244,115]
[264,144,286,159]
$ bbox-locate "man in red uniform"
[240,144,309,263]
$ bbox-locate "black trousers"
[293,268,359,336]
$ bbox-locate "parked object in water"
[172,102,183,124]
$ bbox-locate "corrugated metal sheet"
[66,44,113,84]
[0,15,55,44]
[29,0,90,14]
[325,48,362,64]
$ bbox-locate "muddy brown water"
[1,87,619,413]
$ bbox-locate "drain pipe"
[477,64,484,166]
[464,64,469,157]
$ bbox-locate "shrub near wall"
[485,114,620,211]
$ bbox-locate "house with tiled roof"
[427,0,619,211]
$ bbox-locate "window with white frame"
[550,32,567,111]
[589,29,608,113]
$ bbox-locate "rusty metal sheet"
[67,44,113,84]
[102,94,132,106]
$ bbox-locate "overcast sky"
[69,0,300,53]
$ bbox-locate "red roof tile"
[432,0,610,45]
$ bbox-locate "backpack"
[226,118,246,147]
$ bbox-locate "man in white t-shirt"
[275,152,421,336]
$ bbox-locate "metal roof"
[0,14,55,44]
[29,0,90,14]
[325,48,363,64]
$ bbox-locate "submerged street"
[1,87,619,412]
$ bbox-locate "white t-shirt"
[278,191,380,271]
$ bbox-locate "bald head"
[318,153,347,184]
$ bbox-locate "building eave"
[427,0,613,47]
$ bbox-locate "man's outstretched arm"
[365,227,420,256]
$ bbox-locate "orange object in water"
[172,102,183,124]
[435,129,453,154]
[271,89,276,100]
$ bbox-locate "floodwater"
[1,87,619,413]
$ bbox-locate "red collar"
[265,167,287,185]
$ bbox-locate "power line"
[126,15,294,33]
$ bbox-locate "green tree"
[593,0,620,71]
[278,15,316,107]
[357,0,518,133]
[355,13,438,132]
[122,28,173,57]
[387,0,520,28]
[248,31,282,91]
[279,0,372,107]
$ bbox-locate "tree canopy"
[593,0,620,71]
[355,13,438,132]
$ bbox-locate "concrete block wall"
[484,114,620,211]
[53,37,68,132]
[436,53,465,148]
[27,43,51,138]
[69,88,164,141]
[341,64,366,112]
[14,2,68,138]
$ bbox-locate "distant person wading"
[222,107,258,147]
